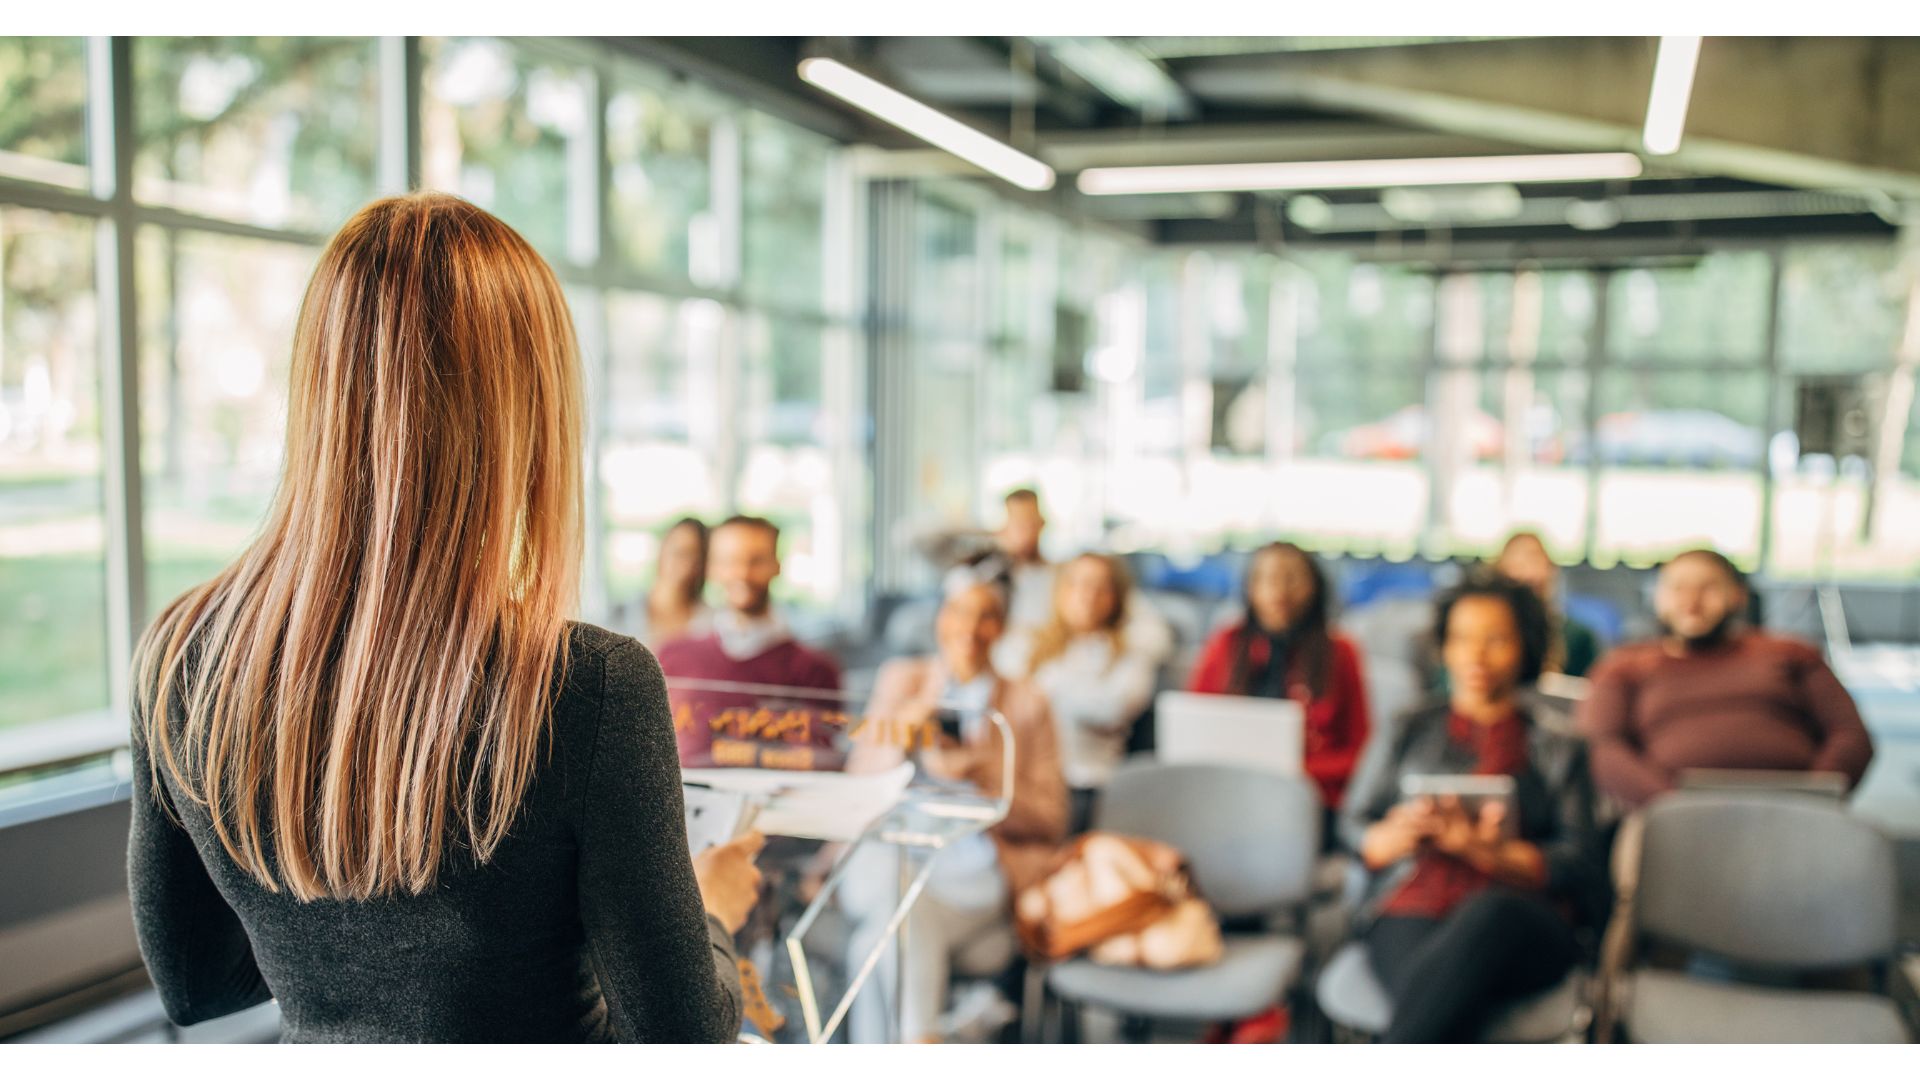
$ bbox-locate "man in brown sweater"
[1578,549,1876,809]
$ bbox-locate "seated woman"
[1492,530,1600,678]
[995,552,1172,831]
[1338,574,1608,1043]
[840,578,1070,1043]
[631,516,712,648]
[1188,542,1371,811]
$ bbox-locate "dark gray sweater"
[127,622,742,1043]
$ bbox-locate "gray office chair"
[1608,791,1909,1043]
[1040,761,1320,1038]
[1315,941,1588,1042]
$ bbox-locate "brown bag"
[1014,832,1221,968]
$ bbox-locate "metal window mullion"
[575,62,610,622]
[1583,268,1612,564]
[1757,248,1786,573]
[89,36,145,720]
[377,37,423,195]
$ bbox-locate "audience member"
[1188,542,1371,810]
[840,577,1070,1043]
[1578,548,1875,809]
[630,516,711,648]
[657,515,842,767]
[997,552,1173,830]
[995,487,1055,633]
[1340,575,1607,1043]
[1492,531,1600,678]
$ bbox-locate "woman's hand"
[1425,796,1482,857]
[1427,800,1548,889]
[693,831,765,934]
[1360,798,1435,869]
[917,732,984,783]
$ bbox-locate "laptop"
[1153,690,1305,776]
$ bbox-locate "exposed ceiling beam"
[1035,121,1531,172]
[1178,37,1920,198]
[1028,36,1196,121]
[609,37,859,142]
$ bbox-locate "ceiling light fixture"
[1076,153,1644,195]
[1642,36,1703,156]
[798,57,1055,191]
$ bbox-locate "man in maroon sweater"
[657,515,843,767]
[1578,549,1875,808]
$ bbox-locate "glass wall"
[0,36,862,752]
[0,207,106,731]
[4,35,1915,757]
[1091,243,1916,585]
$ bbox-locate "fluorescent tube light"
[798,57,1055,191]
[1076,153,1644,195]
[1643,36,1703,156]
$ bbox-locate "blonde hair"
[134,194,584,902]
[1026,552,1131,676]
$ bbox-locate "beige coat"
[853,657,1071,895]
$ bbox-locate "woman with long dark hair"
[129,194,762,1042]
[1188,542,1372,809]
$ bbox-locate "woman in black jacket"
[129,194,763,1043]
[1338,574,1609,1043]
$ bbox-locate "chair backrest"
[1338,597,1434,669]
[1635,791,1898,970]
[1093,760,1320,918]
[1363,657,1424,736]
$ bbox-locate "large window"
[0,37,91,189]
[133,38,381,231]
[423,37,594,264]
[1770,244,1919,579]
[0,208,106,734]
[607,74,720,283]
[600,292,728,605]
[0,36,860,765]
[138,230,315,612]
[741,113,829,312]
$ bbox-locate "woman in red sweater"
[1188,542,1371,809]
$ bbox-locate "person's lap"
[1362,890,1577,1042]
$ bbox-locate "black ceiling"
[607,36,1902,256]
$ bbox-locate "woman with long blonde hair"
[129,193,761,1043]
[996,552,1172,831]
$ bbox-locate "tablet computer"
[1399,773,1518,839]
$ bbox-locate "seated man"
[657,515,842,767]
[839,576,1070,1043]
[1577,548,1875,809]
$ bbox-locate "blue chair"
[1563,593,1625,647]
[1342,564,1438,610]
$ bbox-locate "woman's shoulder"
[1199,620,1245,652]
[1326,632,1365,667]
[560,621,655,680]
[552,622,669,728]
